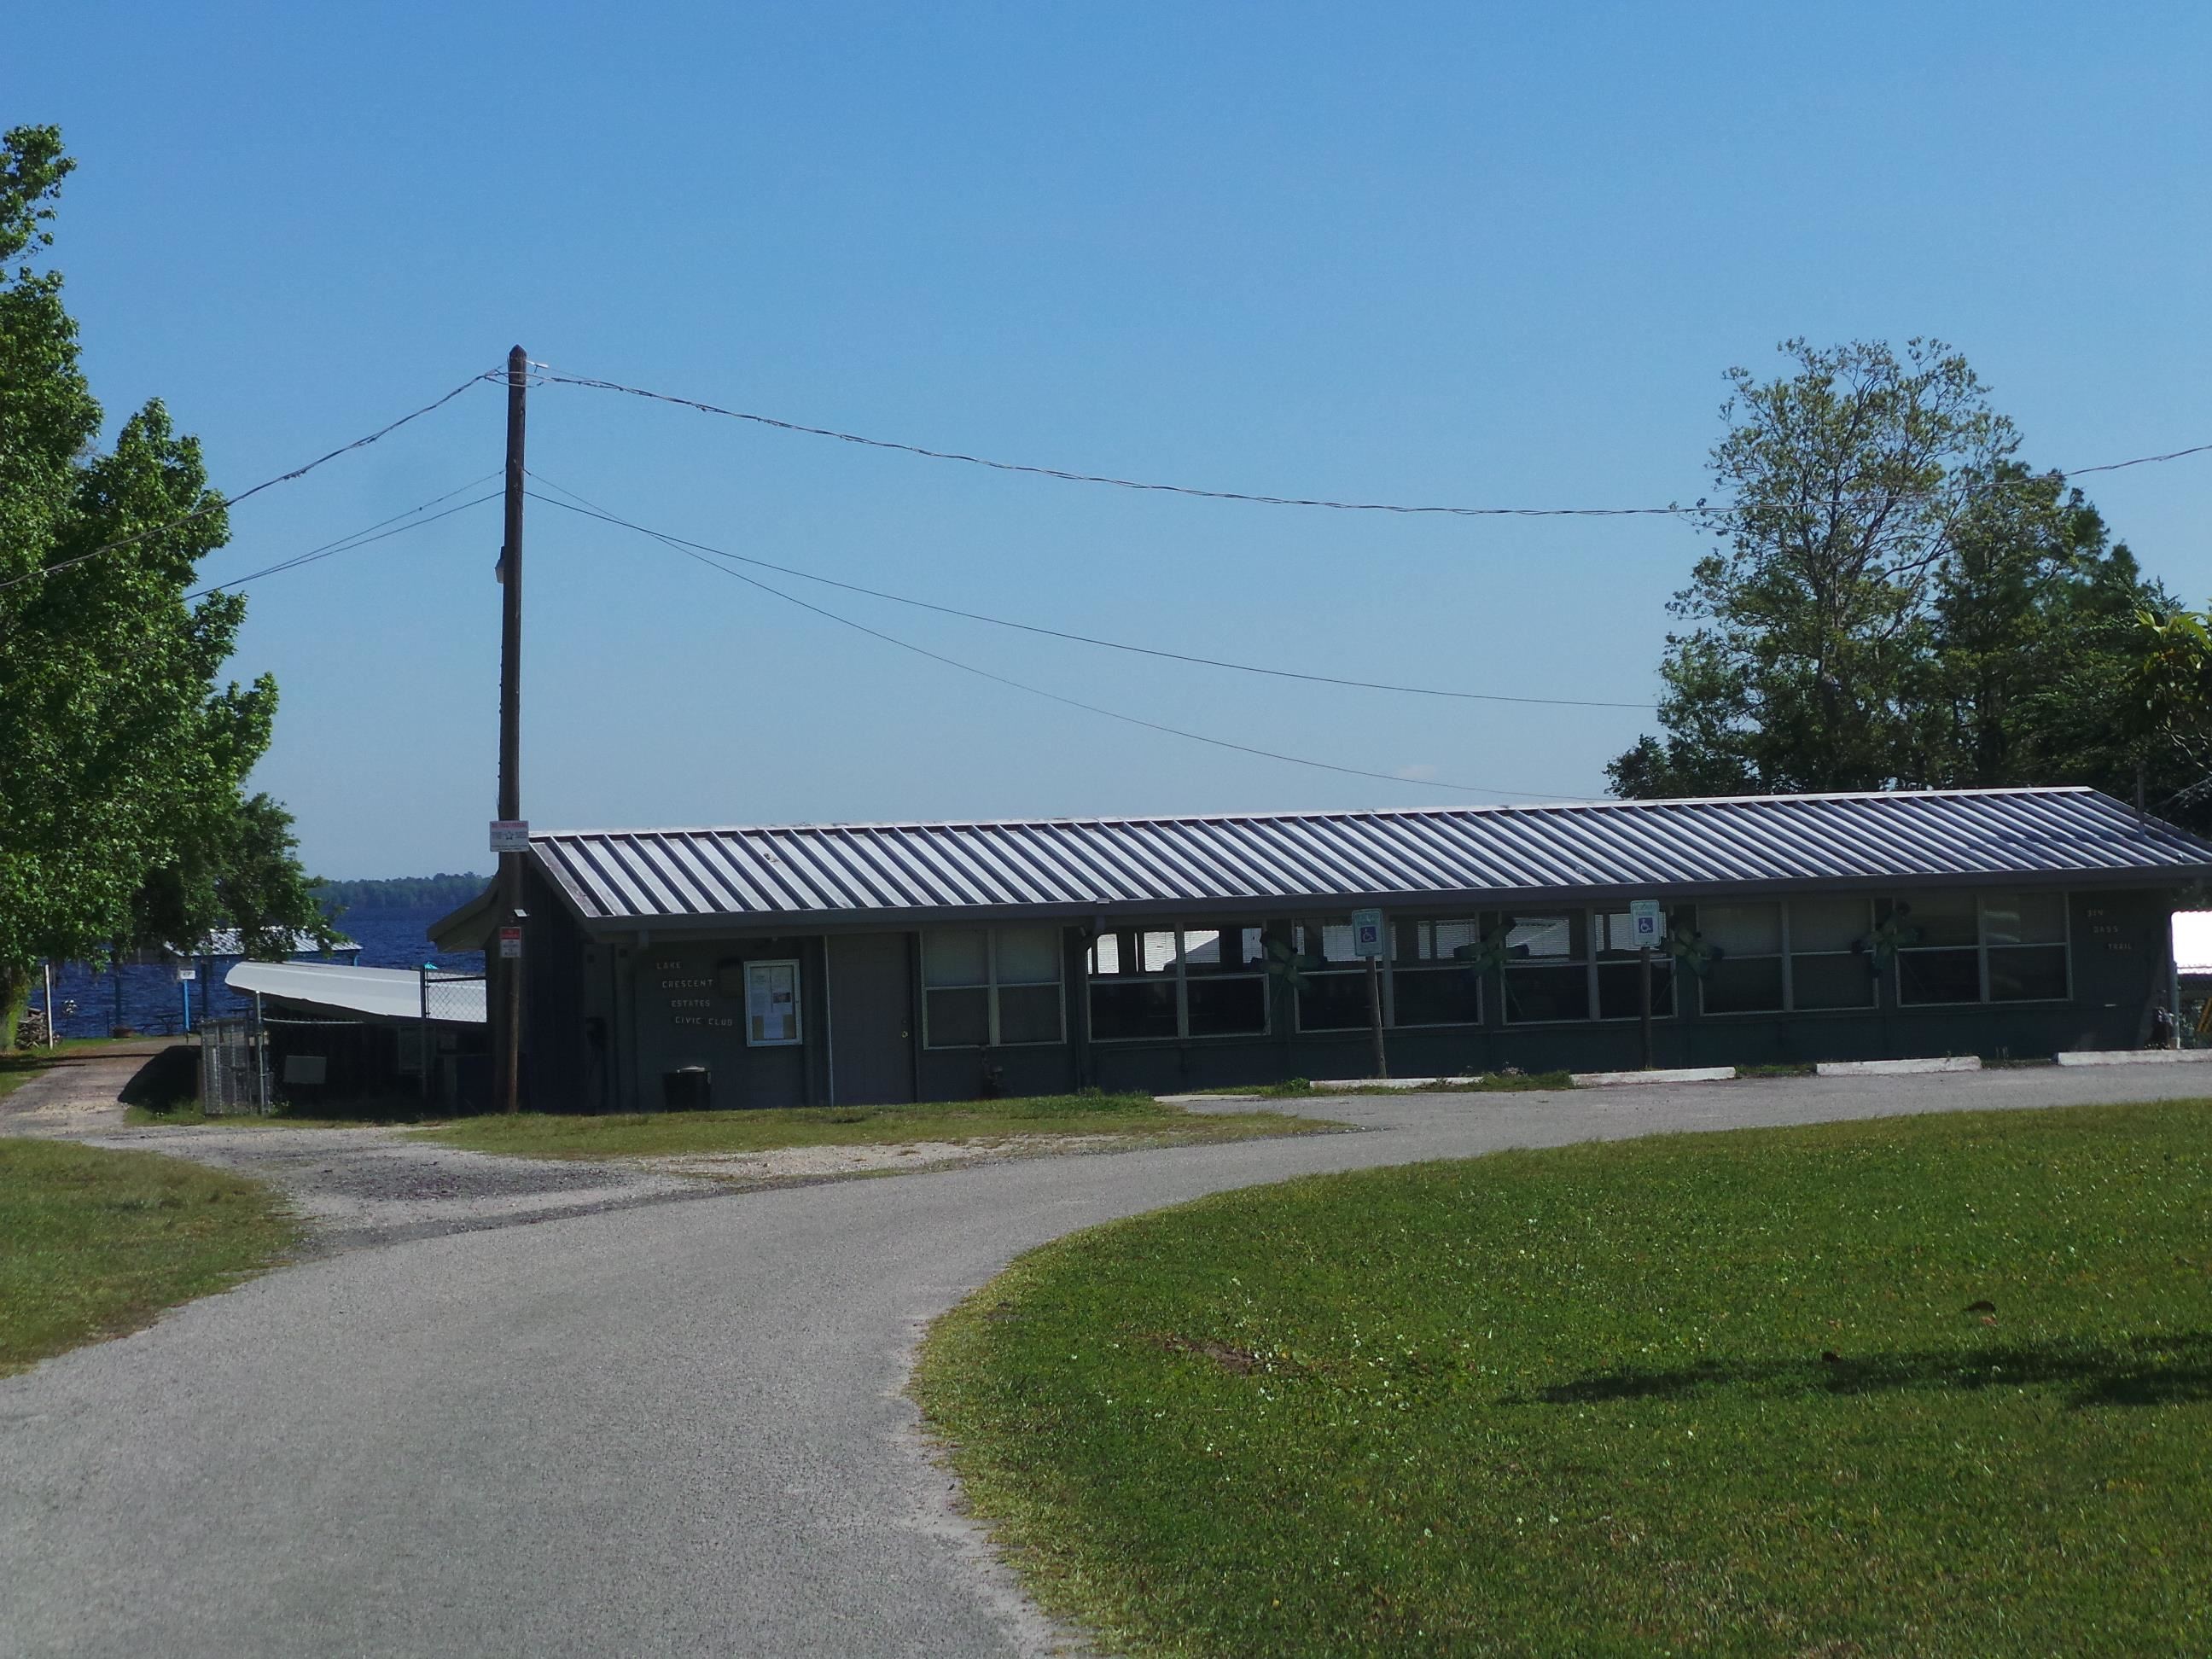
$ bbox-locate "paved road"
[4,1065,2209,1657]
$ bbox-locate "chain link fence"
[198,1016,269,1115]
[416,969,488,1108]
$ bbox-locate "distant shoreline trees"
[316,874,488,917]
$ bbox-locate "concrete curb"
[2055,1048,2212,1068]
[1815,1056,1980,1077]
[1569,1065,1738,1088]
[1308,1075,1483,1092]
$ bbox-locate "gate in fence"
[197,1016,268,1115]
[417,969,489,1108]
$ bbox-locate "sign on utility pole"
[1351,907,1388,1080]
[1629,899,1662,1068]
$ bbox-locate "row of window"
[917,894,2075,1048]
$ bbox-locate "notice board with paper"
[745,959,803,1047]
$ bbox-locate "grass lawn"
[413,1092,1333,1160]
[917,1099,2212,1657]
[0,1139,298,1378]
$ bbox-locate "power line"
[535,371,1687,518]
[536,474,1603,804]
[184,479,503,602]
[535,367,2212,521]
[0,369,501,596]
[523,476,1656,712]
[2068,440,2212,476]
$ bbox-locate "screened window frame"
[1889,890,2074,1009]
[1592,905,1683,1022]
[1386,915,1487,1031]
[921,927,1068,1050]
[1289,916,1487,1033]
[1493,907,1682,1025]
[1086,924,1271,1043]
[1696,898,1885,1016]
[1691,899,1786,1017]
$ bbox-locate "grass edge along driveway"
[411,1091,1336,1161]
[0,1138,299,1378]
[916,1098,2212,1658]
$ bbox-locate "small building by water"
[430,787,2212,1114]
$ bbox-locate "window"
[1884,891,2070,1008]
[1295,918,1370,1032]
[923,927,1065,1048]
[1699,902,1784,1014]
[1503,911,1590,1023]
[1983,892,2068,1002]
[1389,917,1483,1027]
[1595,908,1678,1019]
[1890,893,1981,1005]
[1089,924,1267,1040]
[1788,897,1876,1010]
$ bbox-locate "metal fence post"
[254,992,270,1115]
[420,965,433,1105]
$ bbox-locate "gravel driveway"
[2,1062,2207,1656]
[2,1045,725,1253]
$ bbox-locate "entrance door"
[829,933,916,1104]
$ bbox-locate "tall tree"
[129,793,335,962]
[2130,602,2212,820]
[1610,339,2191,822]
[0,126,319,1043]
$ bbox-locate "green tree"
[0,126,317,1042]
[1610,339,2190,822]
[129,793,335,962]
[2130,603,2212,820]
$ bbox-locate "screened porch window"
[1789,897,1876,1010]
[1699,902,1784,1014]
[1089,924,1267,1039]
[1595,908,1678,1019]
[922,927,1065,1047]
[1389,917,1484,1027]
[1294,919,1369,1032]
[1889,891,2070,1006]
[1503,911,1590,1023]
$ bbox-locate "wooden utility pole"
[497,345,527,1115]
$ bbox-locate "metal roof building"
[514,787,2212,930]
[436,788,2212,1114]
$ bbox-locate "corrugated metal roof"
[527,788,2212,928]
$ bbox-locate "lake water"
[36,905,487,1039]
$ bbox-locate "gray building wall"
[523,883,2181,1112]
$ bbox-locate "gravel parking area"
[76,1123,729,1254]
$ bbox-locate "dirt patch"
[638,1133,1141,1184]
[1144,1331,1264,1375]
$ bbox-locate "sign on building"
[489,819,530,853]
[1351,908,1385,958]
[1628,898,1663,946]
[745,959,802,1046]
[498,926,523,959]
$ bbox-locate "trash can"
[662,1065,712,1111]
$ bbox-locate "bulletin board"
[744,959,802,1047]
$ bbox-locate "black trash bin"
[662,1065,712,1111]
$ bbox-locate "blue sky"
[11,2,2209,876]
